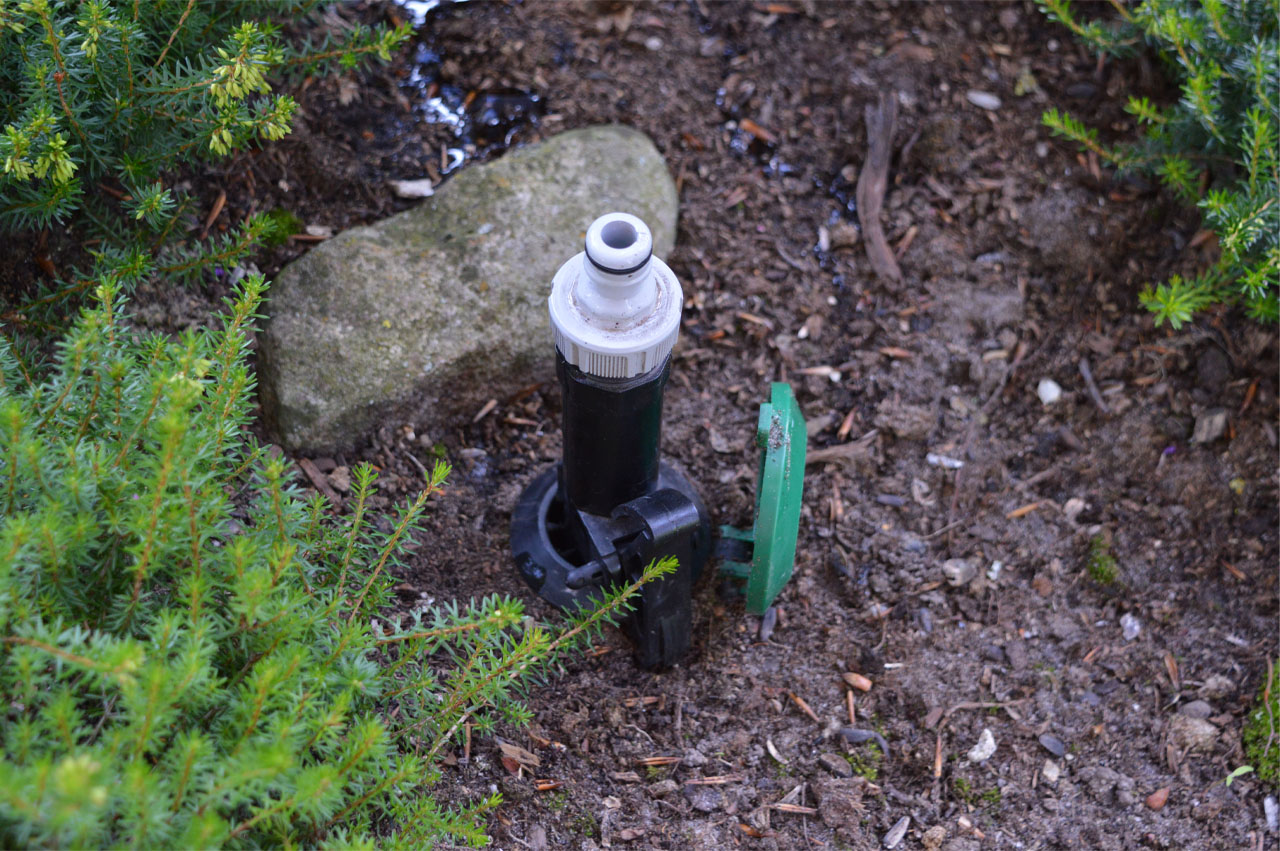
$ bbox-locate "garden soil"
[85,2,1280,848]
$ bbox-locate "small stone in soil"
[1265,795,1277,833]
[1145,787,1170,811]
[819,753,854,777]
[1167,714,1218,752]
[1036,378,1062,405]
[1038,733,1066,758]
[1179,699,1213,720]
[967,728,996,763]
[1192,408,1229,443]
[1042,759,1061,784]
[917,607,934,633]
[921,825,948,850]
[884,815,910,849]
[1120,612,1141,641]
[328,465,352,492]
[966,90,1002,110]
[648,779,679,798]
[942,558,977,587]
[388,177,436,198]
[1063,497,1086,522]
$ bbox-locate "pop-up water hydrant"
[511,212,806,669]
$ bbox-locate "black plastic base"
[511,462,711,668]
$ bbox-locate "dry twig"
[856,92,902,285]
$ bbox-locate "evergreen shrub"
[0,0,409,305]
[1040,0,1279,327]
[0,5,668,845]
[0,270,669,846]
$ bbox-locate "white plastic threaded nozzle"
[548,212,683,379]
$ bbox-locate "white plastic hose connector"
[548,212,683,379]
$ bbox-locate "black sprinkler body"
[510,213,711,669]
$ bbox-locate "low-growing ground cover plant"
[1041,0,1279,327]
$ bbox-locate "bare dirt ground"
[93,1,1280,848]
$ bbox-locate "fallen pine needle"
[685,774,745,785]
[770,803,819,815]
[636,755,681,767]
[1006,501,1042,519]
[788,691,821,723]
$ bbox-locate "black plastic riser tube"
[556,351,669,517]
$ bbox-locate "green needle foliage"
[0,0,409,313]
[1040,0,1279,327]
[0,268,675,846]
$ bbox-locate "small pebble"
[388,177,436,198]
[1042,759,1061,784]
[921,825,948,850]
[1145,787,1170,811]
[917,607,934,633]
[644,36,663,51]
[1167,715,1218,752]
[1037,378,1062,405]
[967,728,997,763]
[1265,795,1277,833]
[1179,700,1213,720]
[819,753,854,778]
[1120,612,1141,641]
[1063,497,1086,522]
[883,816,910,849]
[986,560,1003,582]
[1192,408,1229,443]
[966,90,1002,110]
[942,558,977,587]
[648,779,680,798]
[1038,733,1066,758]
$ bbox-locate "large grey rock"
[259,125,678,451]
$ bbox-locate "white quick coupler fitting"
[548,212,684,379]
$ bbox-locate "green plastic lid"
[720,382,807,615]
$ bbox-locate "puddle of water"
[394,3,545,176]
[469,90,545,148]
[398,0,459,28]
